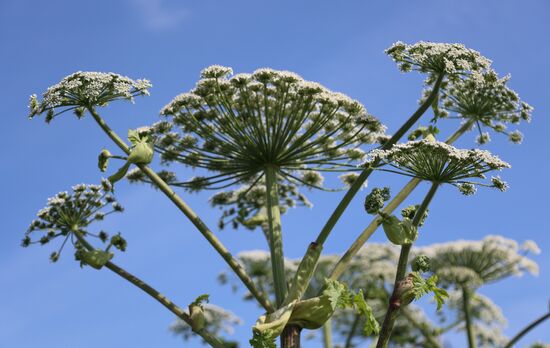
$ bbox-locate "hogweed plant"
[23,41,545,348]
[210,237,540,348]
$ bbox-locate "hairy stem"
[504,311,550,348]
[281,325,302,348]
[72,230,225,347]
[88,107,273,312]
[264,164,287,307]
[376,182,439,348]
[462,287,477,348]
[329,119,474,281]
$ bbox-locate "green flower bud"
[253,301,296,339]
[412,255,431,273]
[76,249,113,270]
[127,141,154,165]
[288,279,349,330]
[392,274,415,307]
[189,304,206,332]
[110,233,127,252]
[380,213,418,245]
[401,204,429,227]
[364,187,390,215]
[98,149,112,172]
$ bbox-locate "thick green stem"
[376,183,440,348]
[329,119,474,281]
[72,230,225,347]
[504,311,550,348]
[462,287,477,348]
[88,107,273,312]
[323,318,333,348]
[264,164,287,307]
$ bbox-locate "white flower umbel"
[29,72,152,123]
[436,70,533,144]
[417,235,539,289]
[364,139,510,194]
[209,180,312,230]
[22,179,127,263]
[153,66,386,191]
[385,41,492,80]
[154,67,388,307]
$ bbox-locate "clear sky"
[1,1,549,347]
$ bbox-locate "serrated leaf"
[191,294,210,307]
[249,330,276,348]
[411,272,449,311]
[353,290,380,336]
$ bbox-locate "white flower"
[29,72,151,122]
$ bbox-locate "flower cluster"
[385,41,491,80]
[417,235,539,289]
[28,71,151,123]
[209,180,312,231]
[151,65,386,193]
[436,70,533,144]
[364,139,510,194]
[22,179,127,265]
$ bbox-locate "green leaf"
[323,279,349,309]
[249,330,276,348]
[98,149,112,172]
[191,294,210,307]
[411,273,449,311]
[353,290,380,336]
[108,162,131,185]
[128,129,141,145]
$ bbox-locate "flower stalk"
[323,319,333,348]
[88,107,274,312]
[264,164,287,306]
[289,73,445,308]
[71,229,225,347]
[462,287,477,348]
[504,311,550,348]
[376,182,440,348]
[329,119,474,281]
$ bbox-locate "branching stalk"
[72,230,225,348]
[289,74,445,304]
[376,182,440,348]
[88,107,274,312]
[323,318,333,348]
[329,119,474,281]
[462,287,477,348]
[313,73,445,247]
[264,164,287,306]
[504,311,550,348]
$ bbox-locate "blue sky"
[1,0,549,347]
